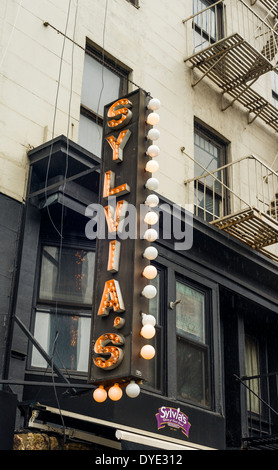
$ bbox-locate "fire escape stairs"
[184,0,278,131]
[182,1,278,262]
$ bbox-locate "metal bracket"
[169,300,181,310]
[14,315,77,395]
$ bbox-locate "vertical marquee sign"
[88,89,161,402]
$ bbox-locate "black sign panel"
[88,89,154,389]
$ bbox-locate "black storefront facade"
[1,130,278,451]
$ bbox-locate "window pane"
[193,0,216,39]
[81,53,121,117]
[149,274,160,323]
[177,338,209,406]
[193,30,210,52]
[195,187,220,220]
[176,281,205,342]
[78,114,103,157]
[194,132,222,191]
[145,273,161,390]
[31,310,91,372]
[245,335,260,413]
[39,246,95,305]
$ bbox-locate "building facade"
[0,0,277,451]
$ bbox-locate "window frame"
[192,0,224,53]
[29,238,96,376]
[141,263,166,395]
[166,263,220,412]
[175,276,212,408]
[194,121,229,221]
[79,43,130,156]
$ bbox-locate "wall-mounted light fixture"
[108,383,123,401]
[143,246,158,261]
[140,344,156,360]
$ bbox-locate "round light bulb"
[148,98,161,111]
[140,345,156,360]
[147,112,160,125]
[126,381,140,398]
[141,324,156,339]
[143,265,157,280]
[147,145,160,158]
[144,228,158,242]
[147,128,160,141]
[144,211,159,225]
[108,383,122,401]
[145,194,159,208]
[141,285,157,299]
[145,159,159,173]
[145,178,159,191]
[142,313,156,327]
[143,246,158,260]
[93,386,107,403]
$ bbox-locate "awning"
[29,404,215,451]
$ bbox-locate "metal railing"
[183,0,278,62]
[235,372,278,448]
[183,150,278,224]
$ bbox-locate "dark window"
[175,279,211,407]
[31,244,95,373]
[143,267,164,393]
[245,334,261,414]
[192,0,223,52]
[79,44,130,156]
[194,123,228,221]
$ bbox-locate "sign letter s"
[93,333,125,370]
[107,98,133,129]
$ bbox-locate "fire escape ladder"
[183,0,278,131]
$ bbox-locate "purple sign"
[156,407,191,437]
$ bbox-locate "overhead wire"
[41,0,79,445]
[95,0,109,138]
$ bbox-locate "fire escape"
[183,0,278,264]
[183,1,278,449]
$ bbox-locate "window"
[176,279,211,407]
[194,124,227,221]
[192,0,223,52]
[144,268,164,393]
[31,245,95,373]
[245,335,261,414]
[79,44,130,156]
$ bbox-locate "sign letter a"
[97,279,125,316]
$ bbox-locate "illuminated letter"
[97,279,125,316]
[94,333,125,370]
[103,171,130,198]
[104,200,128,233]
[107,240,121,273]
[106,129,131,162]
[107,99,133,129]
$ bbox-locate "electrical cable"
[42,0,78,445]
[44,0,72,239]
[95,0,109,137]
